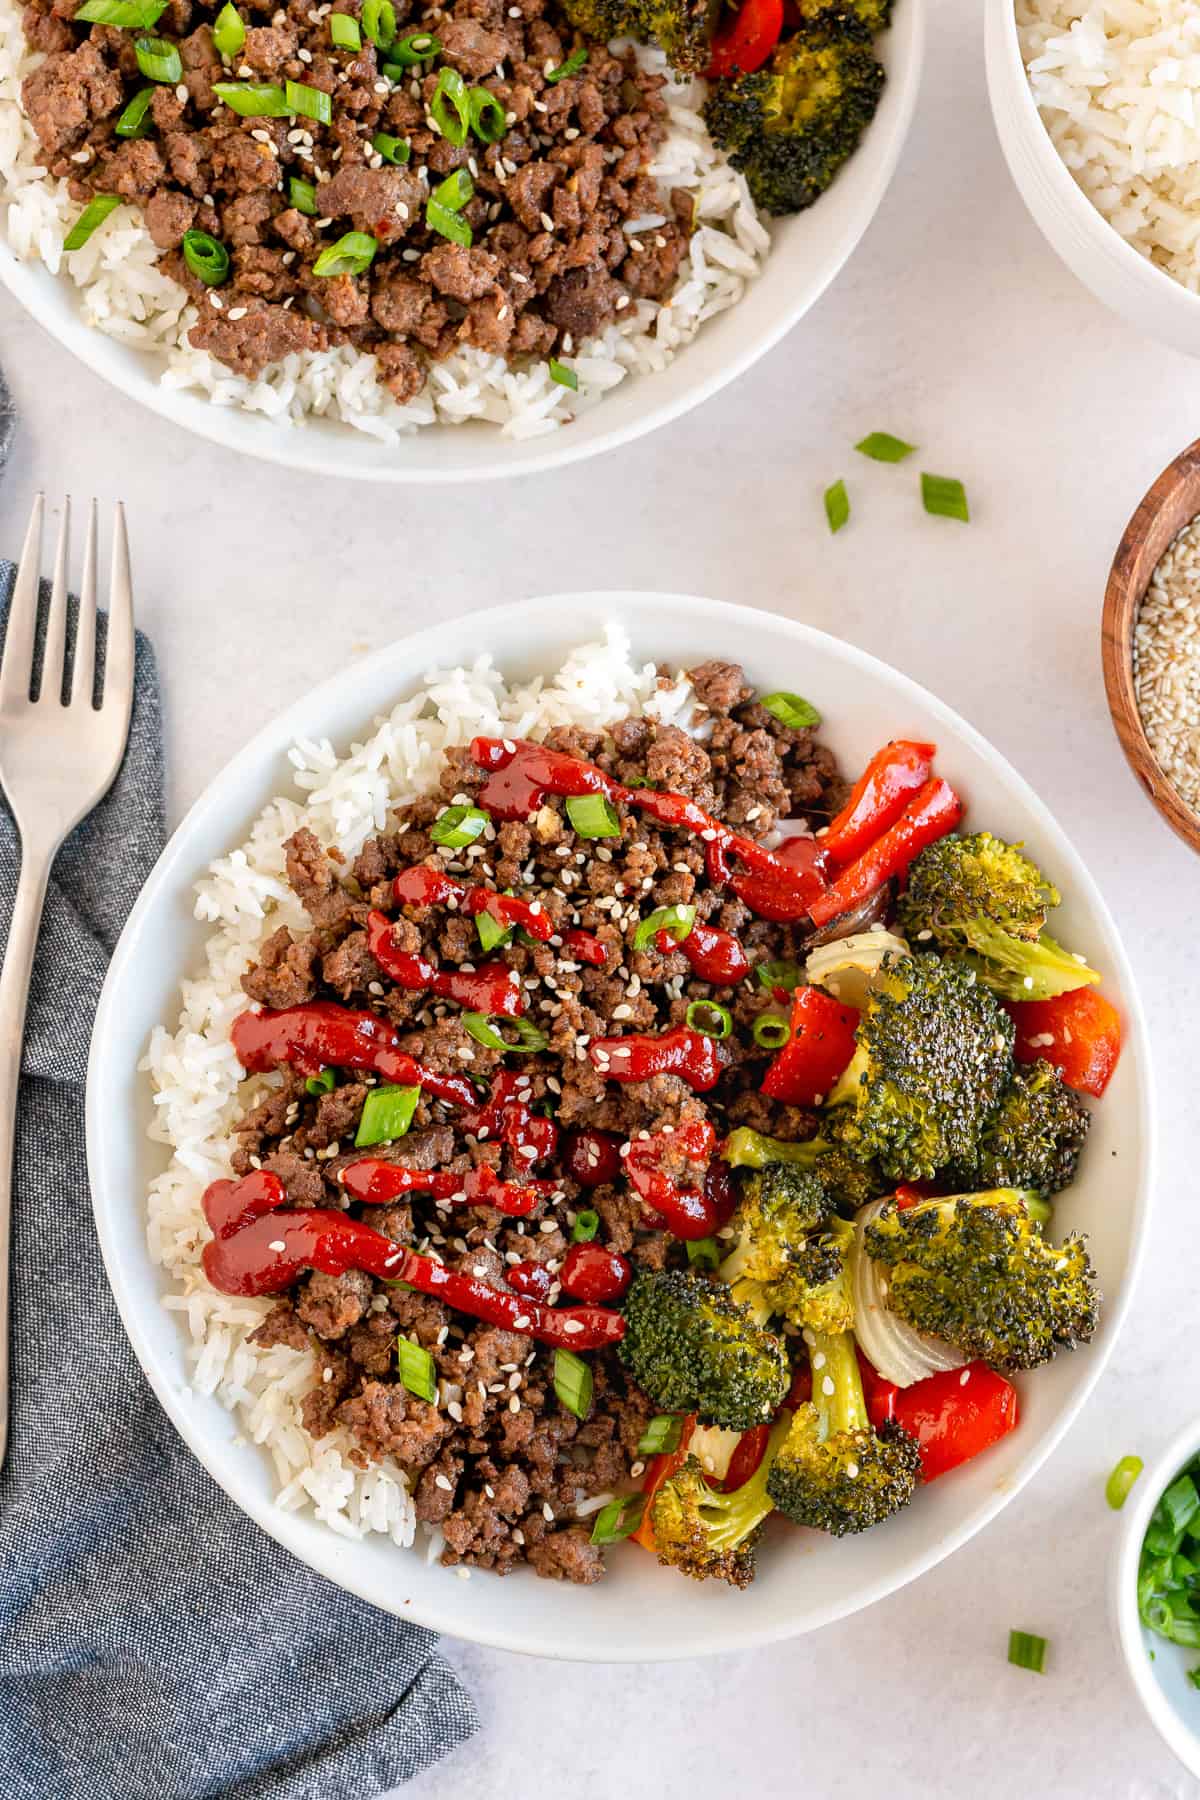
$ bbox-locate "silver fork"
[0,497,134,1469]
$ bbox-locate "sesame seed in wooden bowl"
[1103,438,1200,856]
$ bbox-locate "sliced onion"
[852,1199,966,1388]
[688,1423,742,1481]
[806,929,910,1011]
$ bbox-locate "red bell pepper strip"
[858,1353,1019,1482]
[705,0,783,77]
[633,1415,696,1551]
[1005,987,1122,1098]
[808,777,963,928]
[760,986,859,1106]
[714,1422,772,1491]
[821,740,937,867]
[785,1361,813,1409]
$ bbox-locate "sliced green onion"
[922,472,969,523]
[114,85,156,138]
[286,77,333,123]
[633,903,695,952]
[469,85,507,142]
[372,130,410,164]
[565,793,621,839]
[289,175,318,214]
[685,999,731,1040]
[548,357,577,391]
[305,1066,337,1096]
[213,80,289,115]
[312,230,377,276]
[1007,1630,1047,1674]
[824,478,849,534]
[461,1014,549,1054]
[181,228,230,286]
[330,11,360,48]
[355,1083,420,1146]
[553,1347,593,1420]
[134,35,182,82]
[589,1491,645,1545]
[856,431,916,462]
[637,1415,683,1457]
[753,1012,791,1050]
[546,46,587,80]
[362,0,396,47]
[1106,1454,1144,1511]
[759,691,820,731]
[212,0,245,56]
[74,0,165,23]
[430,804,490,848]
[572,1209,600,1243]
[430,65,470,145]
[686,1236,720,1269]
[388,28,440,64]
[1162,1474,1200,1538]
[474,906,511,954]
[397,1336,437,1404]
[426,199,472,247]
[63,195,121,252]
[432,166,473,212]
[1188,1666,1200,1690]
[754,958,804,993]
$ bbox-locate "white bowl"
[1112,1419,1200,1780]
[0,7,923,483]
[985,0,1200,359]
[87,591,1154,1659]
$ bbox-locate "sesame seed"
[508,1394,521,1412]
[821,1375,835,1396]
[268,1239,286,1252]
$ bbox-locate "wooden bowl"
[1103,438,1200,855]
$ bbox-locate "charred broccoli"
[722,1126,887,1216]
[766,1330,920,1534]
[558,0,719,70]
[798,0,892,32]
[703,11,885,215]
[827,952,1014,1182]
[723,1207,856,1335]
[863,1189,1100,1372]
[897,832,1101,1002]
[956,1059,1091,1196]
[619,1268,789,1429]
[650,1415,791,1586]
[719,1162,835,1285]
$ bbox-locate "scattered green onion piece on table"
[754,958,805,993]
[426,199,472,247]
[685,999,731,1040]
[686,1236,720,1270]
[362,0,396,48]
[474,908,511,954]
[1106,1454,1144,1511]
[330,11,360,47]
[286,78,333,123]
[372,131,410,164]
[134,35,182,82]
[397,1336,438,1404]
[856,431,916,462]
[312,230,377,276]
[637,1415,683,1457]
[549,357,577,391]
[469,86,507,142]
[571,1209,600,1244]
[430,65,470,144]
[461,1014,548,1054]
[305,1066,337,1097]
[212,0,245,55]
[181,228,230,286]
[388,28,440,63]
[289,175,318,214]
[430,804,489,848]
[752,1012,791,1050]
[553,1347,593,1420]
[432,166,473,212]
[355,1083,420,1146]
[63,195,121,252]
[114,85,156,138]
[565,793,621,839]
[824,478,849,534]
[546,46,587,80]
[759,691,820,731]
[74,0,165,23]
[213,80,289,115]
[590,1492,645,1545]
[633,903,695,952]
[921,472,970,522]
[1007,1630,1048,1674]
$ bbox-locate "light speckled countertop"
[3,0,1198,1791]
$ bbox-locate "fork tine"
[100,501,134,719]
[40,497,70,706]
[70,499,98,709]
[0,493,44,712]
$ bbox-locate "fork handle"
[0,842,52,1471]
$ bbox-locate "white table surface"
[2,0,1198,1791]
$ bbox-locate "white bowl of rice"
[987,0,1200,357]
[86,592,1154,1658]
[0,6,922,481]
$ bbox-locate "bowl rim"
[85,590,1156,1657]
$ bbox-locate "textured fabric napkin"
[0,383,478,1799]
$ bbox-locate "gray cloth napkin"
[0,393,478,1799]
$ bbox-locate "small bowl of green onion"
[1112,1419,1200,1780]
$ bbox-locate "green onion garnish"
[921,472,969,522]
[289,175,318,214]
[632,903,695,952]
[565,793,621,839]
[372,131,410,164]
[753,1012,791,1050]
[286,78,332,123]
[469,86,507,142]
[362,0,396,47]
[686,1236,720,1269]
[1162,1474,1200,1538]
[181,228,230,286]
[134,34,182,82]
[754,958,804,993]
[824,478,849,533]
[212,80,289,115]
[589,1492,645,1545]
[1106,1454,1144,1511]
[461,1014,549,1054]
[430,804,490,848]
[572,1209,600,1243]
[432,166,473,212]
[856,431,916,462]
[546,46,587,80]
[74,0,165,23]
[474,906,511,954]
[305,1066,337,1096]
[426,199,472,247]
[685,999,731,1040]
[114,84,156,138]
[397,1336,438,1404]
[553,1347,593,1420]
[637,1415,682,1457]
[312,230,377,276]
[548,357,577,391]
[388,28,440,64]
[759,691,820,731]
[63,195,121,252]
[330,11,360,48]
[1007,1630,1048,1674]
[212,0,245,56]
[354,1082,420,1146]
[430,65,470,145]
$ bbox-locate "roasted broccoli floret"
[722,1127,887,1217]
[897,832,1101,1003]
[558,0,719,70]
[723,1213,856,1335]
[720,1162,835,1284]
[650,1415,791,1587]
[703,12,885,215]
[827,953,1014,1182]
[956,1059,1091,1196]
[620,1268,789,1429]
[798,0,892,34]
[862,1189,1100,1372]
[766,1330,920,1535]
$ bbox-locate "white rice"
[1018,0,1200,292]
[143,625,703,1549]
[0,0,769,439]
